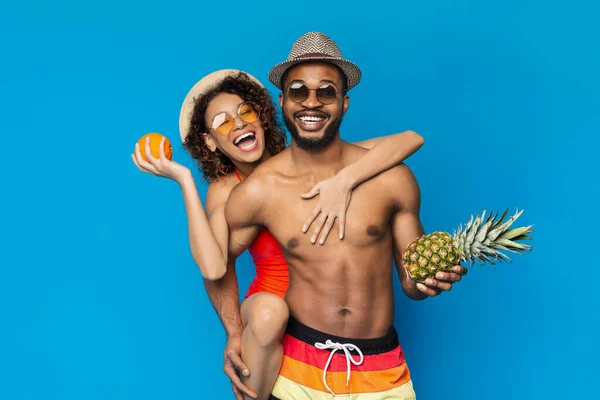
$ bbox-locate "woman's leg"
[240,292,289,400]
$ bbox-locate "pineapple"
[403,209,533,283]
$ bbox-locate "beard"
[283,112,343,152]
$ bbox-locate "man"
[223,32,467,399]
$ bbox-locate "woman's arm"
[180,174,231,280]
[133,138,255,397]
[351,136,385,150]
[132,136,229,280]
[301,130,425,244]
[346,130,425,188]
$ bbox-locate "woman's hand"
[131,136,191,184]
[301,171,354,245]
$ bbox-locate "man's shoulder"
[227,173,265,204]
[226,155,284,208]
[224,173,267,226]
[381,163,421,210]
[360,161,420,210]
[245,148,291,185]
[342,141,369,163]
[382,163,419,190]
[340,140,418,183]
[383,162,418,181]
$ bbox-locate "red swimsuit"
[233,170,290,299]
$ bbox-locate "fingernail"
[302,226,307,232]
[339,234,343,239]
[436,273,444,279]
[417,283,425,290]
[425,279,433,285]
[319,239,324,244]
[311,237,316,243]
[453,266,461,272]
[242,369,249,376]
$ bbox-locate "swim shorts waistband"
[285,316,399,355]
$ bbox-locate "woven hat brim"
[268,57,362,91]
[179,69,263,142]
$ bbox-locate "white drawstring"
[314,339,364,396]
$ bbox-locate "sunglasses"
[210,102,260,135]
[286,82,344,105]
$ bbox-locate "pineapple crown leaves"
[453,208,534,266]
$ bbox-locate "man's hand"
[223,334,256,400]
[415,265,468,297]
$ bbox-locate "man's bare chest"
[261,179,394,256]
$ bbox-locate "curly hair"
[183,72,287,182]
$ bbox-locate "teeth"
[299,116,325,122]
[234,132,255,145]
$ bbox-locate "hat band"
[291,52,340,60]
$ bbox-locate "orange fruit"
[137,133,173,161]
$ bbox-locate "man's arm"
[203,181,246,365]
[201,179,245,336]
[204,177,267,399]
[388,164,465,300]
[225,176,267,260]
[203,261,244,337]
[205,175,267,334]
[204,260,257,399]
[388,164,428,300]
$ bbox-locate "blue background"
[1,1,597,399]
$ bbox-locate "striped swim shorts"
[270,317,416,399]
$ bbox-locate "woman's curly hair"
[183,72,287,182]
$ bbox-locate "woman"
[131,70,424,400]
